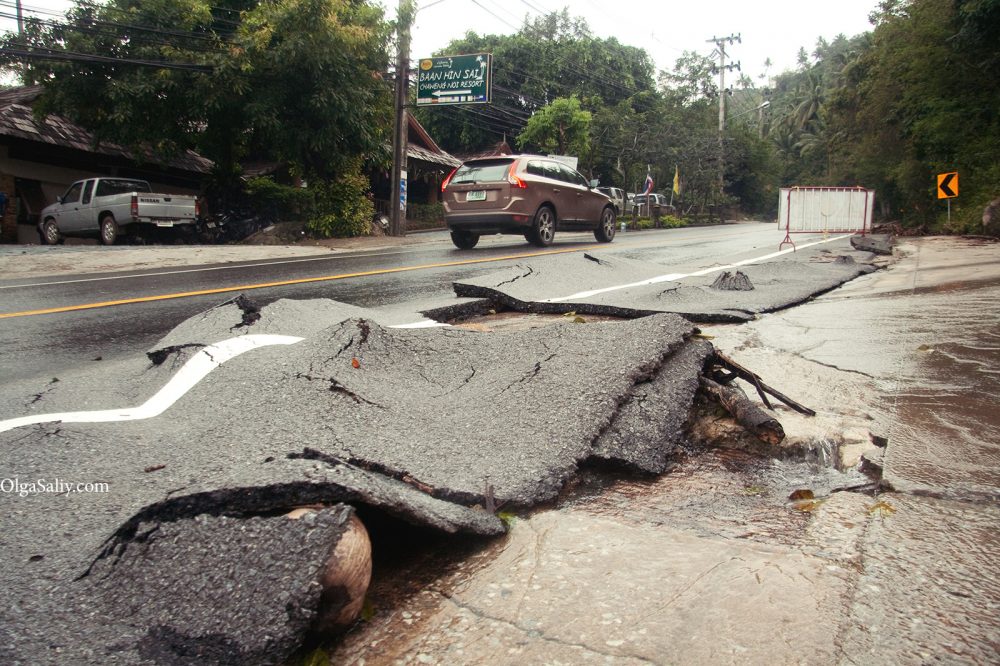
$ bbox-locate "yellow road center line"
[0,244,603,319]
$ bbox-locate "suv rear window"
[451,160,514,185]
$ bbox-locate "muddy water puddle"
[564,448,872,546]
[878,280,1000,499]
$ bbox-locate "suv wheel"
[594,206,617,243]
[530,206,556,247]
[450,230,479,250]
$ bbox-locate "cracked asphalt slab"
[144,301,704,507]
[453,247,878,322]
[0,296,711,664]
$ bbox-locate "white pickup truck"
[39,177,200,245]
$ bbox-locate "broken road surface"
[0,238,885,664]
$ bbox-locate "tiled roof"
[0,86,213,175]
[407,143,460,168]
[406,114,461,168]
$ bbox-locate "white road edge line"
[388,234,853,328]
[0,334,303,434]
[546,234,852,301]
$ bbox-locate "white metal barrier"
[778,186,875,250]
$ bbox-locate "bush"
[244,177,313,221]
[306,162,374,238]
[407,202,444,223]
[406,202,446,231]
[632,214,686,230]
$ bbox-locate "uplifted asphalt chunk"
[151,296,380,354]
[86,505,357,666]
[850,233,893,255]
[1,308,709,664]
[591,339,713,473]
[454,250,877,322]
[0,424,499,664]
[183,313,698,507]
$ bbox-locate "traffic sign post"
[937,171,959,225]
[937,172,958,199]
[416,54,492,106]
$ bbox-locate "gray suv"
[442,155,617,249]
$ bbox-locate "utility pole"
[707,33,740,203]
[390,0,416,237]
[16,0,23,34]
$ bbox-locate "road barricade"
[778,186,875,250]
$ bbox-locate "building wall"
[0,171,14,243]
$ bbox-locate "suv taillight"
[507,161,527,189]
[441,167,458,192]
[195,197,200,219]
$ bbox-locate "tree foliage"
[517,96,591,157]
[413,10,654,156]
[759,0,1000,229]
[1,0,392,195]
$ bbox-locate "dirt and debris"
[147,342,205,366]
[231,294,262,328]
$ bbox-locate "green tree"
[414,10,655,155]
[835,0,1000,227]
[2,0,392,196]
[517,96,592,157]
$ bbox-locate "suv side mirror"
[589,179,600,188]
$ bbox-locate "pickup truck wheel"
[99,215,119,246]
[40,219,62,245]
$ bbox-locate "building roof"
[0,85,213,175]
[406,114,460,168]
[454,139,514,162]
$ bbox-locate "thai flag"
[641,173,654,196]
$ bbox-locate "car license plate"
[155,222,174,227]
[466,190,486,202]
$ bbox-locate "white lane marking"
[385,233,853,327]
[0,334,303,434]
[546,234,852,302]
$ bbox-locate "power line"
[468,0,518,31]
[1,45,214,71]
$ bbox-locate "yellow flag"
[672,165,680,195]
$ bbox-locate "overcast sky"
[404,0,880,83]
[5,0,880,84]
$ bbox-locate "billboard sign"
[416,54,492,106]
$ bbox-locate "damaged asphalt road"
[454,247,878,322]
[0,240,882,665]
